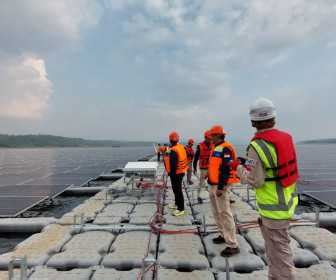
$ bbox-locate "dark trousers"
[170,173,185,211]
[157,153,161,162]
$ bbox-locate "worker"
[163,131,188,217]
[237,98,298,280]
[157,143,161,162]
[158,144,168,162]
[193,130,213,203]
[185,138,195,185]
[207,125,240,256]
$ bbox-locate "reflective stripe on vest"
[249,139,298,220]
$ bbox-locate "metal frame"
[8,257,28,280]
[0,175,98,218]
[302,192,336,209]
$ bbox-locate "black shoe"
[220,247,240,257]
[197,197,203,204]
[212,236,226,244]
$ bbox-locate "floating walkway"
[0,161,335,279]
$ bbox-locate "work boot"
[168,204,177,209]
[220,247,240,257]
[212,235,226,244]
[172,210,186,217]
[197,197,203,204]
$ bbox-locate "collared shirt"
[237,128,273,188]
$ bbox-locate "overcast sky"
[0,0,335,143]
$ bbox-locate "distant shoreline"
[298,139,336,145]
[0,146,152,149]
[0,134,153,148]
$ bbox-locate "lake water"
[0,144,335,205]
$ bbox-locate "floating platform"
[0,161,335,279]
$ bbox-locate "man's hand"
[238,157,247,165]
[216,189,224,197]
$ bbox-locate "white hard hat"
[249,98,276,121]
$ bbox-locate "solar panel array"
[0,147,153,217]
[296,145,336,208]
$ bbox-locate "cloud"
[0,55,53,119]
[0,1,102,120]
[111,0,336,104]
[0,0,101,53]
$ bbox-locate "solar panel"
[0,147,153,217]
[0,185,68,196]
[0,196,46,217]
[303,191,336,209]
[0,175,34,186]
[28,175,94,186]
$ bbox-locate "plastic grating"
[47,231,115,269]
[158,234,209,270]
[0,224,72,268]
[218,262,336,280]
[29,267,91,280]
[157,269,215,280]
[244,227,319,268]
[290,226,336,262]
[102,231,157,270]
[91,268,152,280]
[204,234,265,273]
[93,203,134,225]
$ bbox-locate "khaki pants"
[198,169,208,197]
[260,219,295,280]
[209,185,238,248]
[187,163,193,183]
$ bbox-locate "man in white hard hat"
[236,98,299,280]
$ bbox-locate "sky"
[0,0,336,143]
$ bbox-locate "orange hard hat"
[169,131,180,142]
[204,130,212,139]
[210,125,226,136]
[188,138,194,145]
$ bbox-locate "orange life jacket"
[208,141,240,185]
[185,145,194,163]
[159,146,167,154]
[199,142,213,169]
[252,129,299,187]
[163,143,188,175]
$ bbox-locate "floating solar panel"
[0,196,47,217]
[0,147,153,217]
[303,191,336,209]
[0,185,74,217]
[28,175,94,186]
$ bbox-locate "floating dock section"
[0,160,335,279]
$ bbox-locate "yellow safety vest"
[249,139,298,220]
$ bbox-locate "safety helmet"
[188,138,194,145]
[249,98,276,121]
[210,125,226,136]
[204,130,212,139]
[169,131,180,142]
